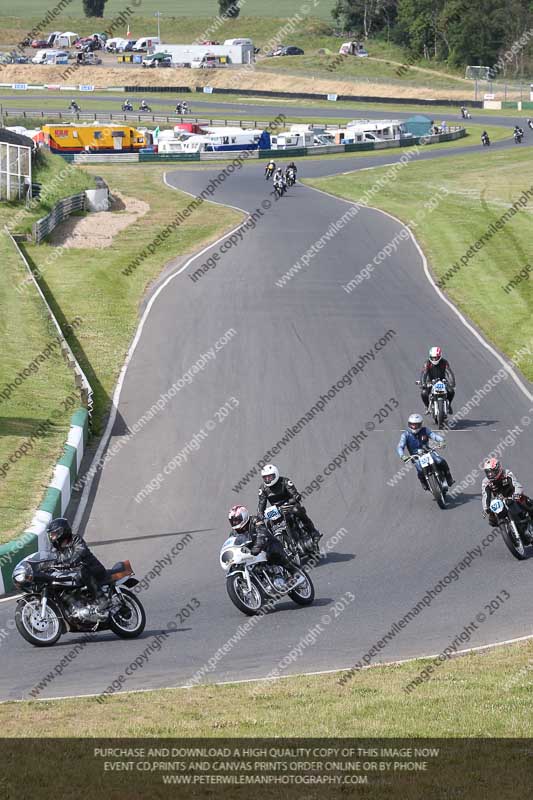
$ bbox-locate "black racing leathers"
[54,534,107,600]
[257,477,318,538]
[420,359,456,408]
[234,517,294,571]
[481,470,533,527]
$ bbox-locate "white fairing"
[219,538,267,571]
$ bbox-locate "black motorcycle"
[12,552,146,647]
[514,130,523,144]
[481,133,490,146]
[416,378,450,428]
[286,168,296,186]
[139,103,152,112]
[68,102,80,113]
[122,102,133,112]
[486,495,533,560]
[266,502,318,560]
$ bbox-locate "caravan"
[172,127,270,152]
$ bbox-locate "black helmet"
[47,517,73,550]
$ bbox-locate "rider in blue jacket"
[396,413,454,490]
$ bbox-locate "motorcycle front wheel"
[227,573,264,615]
[427,472,446,509]
[15,596,62,647]
[500,522,527,560]
[437,398,445,428]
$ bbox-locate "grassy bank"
[2,638,533,735]
[307,147,533,381]
[0,151,93,544]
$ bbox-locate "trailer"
[160,42,254,66]
[42,122,149,154]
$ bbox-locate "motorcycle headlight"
[12,562,33,585]
[221,551,234,566]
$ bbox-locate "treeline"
[332,0,533,74]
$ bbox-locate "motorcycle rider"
[69,100,79,111]
[265,159,276,179]
[257,464,321,547]
[514,125,524,142]
[228,505,299,591]
[481,130,490,146]
[46,517,109,613]
[397,414,454,491]
[273,168,285,193]
[527,119,533,131]
[140,99,149,111]
[419,346,456,414]
[481,458,533,531]
[286,161,297,175]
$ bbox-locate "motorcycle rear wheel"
[110,589,146,638]
[288,570,315,606]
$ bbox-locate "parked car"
[282,46,304,56]
[31,39,48,48]
[142,53,172,68]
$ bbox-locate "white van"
[106,37,129,52]
[32,49,59,64]
[223,38,253,46]
[132,37,161,51]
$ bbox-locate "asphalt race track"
[1,114,532,701]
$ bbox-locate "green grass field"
[308,148,533,381]
[3,1,335,21]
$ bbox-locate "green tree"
[395,0,447,59]
[218,0,241,19]
[332,0,397,38]
[82,0,107,17]
[439,0,507,68]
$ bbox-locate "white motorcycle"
[219,534,314,616]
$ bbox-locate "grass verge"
[307,147,533,381]
[1,639,533,736]
[0,151,94,544]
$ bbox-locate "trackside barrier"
[32,192,85,243]
[0,408,89,595]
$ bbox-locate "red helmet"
[429,346,442,365]
[483,457,503,482]
[228,505,250,531]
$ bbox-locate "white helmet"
[407,413,424,433]
[261,464,280,487]
[428,346,442,365]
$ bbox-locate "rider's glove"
[401,455,410,462]
[438,440,446,448]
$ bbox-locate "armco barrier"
[139,152,200,162]
[32,192,85,243]
[0,408,89,595]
